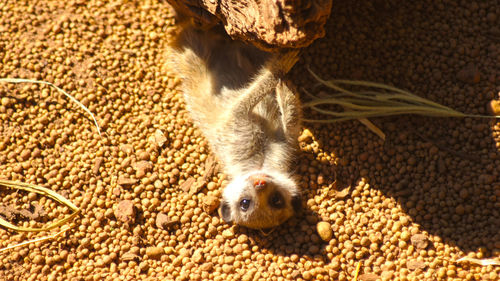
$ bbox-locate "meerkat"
[168,23,302,229]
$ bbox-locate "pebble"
[153,129,168,147]
[114,200,136,224]
[400,230,411,241]
[316,221,333,241]
[222,228,235,239]
[298,128,313,143]
[487,100,500,115]
[202,195,220,214]
[33,255,45,265]
[411,234,429,249]
[192,249,204,263]
[117,176,137,186]
[155,212,178,229]
[146,247,165,260]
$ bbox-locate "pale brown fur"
[168,23,302,229]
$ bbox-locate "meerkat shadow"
[300,115,500,256]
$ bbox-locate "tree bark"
[167,0,333,51]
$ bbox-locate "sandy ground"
[0,0,499,280]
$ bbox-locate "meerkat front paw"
[273,50,300,75]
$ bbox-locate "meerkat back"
[168,25,270,133]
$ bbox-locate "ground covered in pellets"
[0,0,499,280]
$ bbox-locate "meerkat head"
[219,170,302,229]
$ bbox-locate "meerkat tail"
[167,28,218,125]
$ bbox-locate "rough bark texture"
[167,0,333,51]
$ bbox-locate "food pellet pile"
[1,0,499,280]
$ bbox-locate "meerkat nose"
[254,179,266,190]
[250,174,267,190]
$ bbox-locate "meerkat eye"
[240,199,251,211]
[269,192,284,209]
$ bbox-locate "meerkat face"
[220,170,302,229]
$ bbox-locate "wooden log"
[167,0,333,51]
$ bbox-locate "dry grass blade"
[353,261,362,281]
[0,179,80,232]
[456,256,500,266]
[302,68,500,124]
[0,78,101,136]
[0,225,73,254]
[358,118,386,141]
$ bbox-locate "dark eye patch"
[291,195,302,213]
[220,201,232,222]
[268,191,284,209]
[240,198,251,211]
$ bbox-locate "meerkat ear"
[219,201,233,223]
[291,195,302,213]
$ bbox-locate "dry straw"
[0,179,80,253]
[303,68,499,139]
[0,179,80,233]
[0,78,91,252]
[0,78,101,136]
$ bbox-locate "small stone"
[335,186,350,199]
[446,269,456,277]
[173,139,182,149]
[114,200,136,223]
[101,255,113,266]
[51,23,61,33]
[221,264,233,273]
[179,178,196,193]
[33,255,45,265]
[400,230,411,241]
[316,221,333,241]
[154,179,163,189]
[200,262,213,271]
[202,195,220,214]
[192,249,204,263]
[145,246,164,260]
[302,270,312,280]
[137,150,150,161]
[132,160,153,178]
[1,97,12,106]
[120,144,134,155]
[92,157,103,175]
[380,271,394,280]
[359,152,369,161]
[487,100,500,116]
[117,176,137,186]
[407,260,426,270]
[149,31,158,41]
[155,212,179,229]
[298,128,313,143]
[360,237,370,246]
[411,234,429,249]
[121,252,140,262]
[138,261,149,272]
[20,149,31,161]
[153,129,167,147]
[222,228,235,239]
